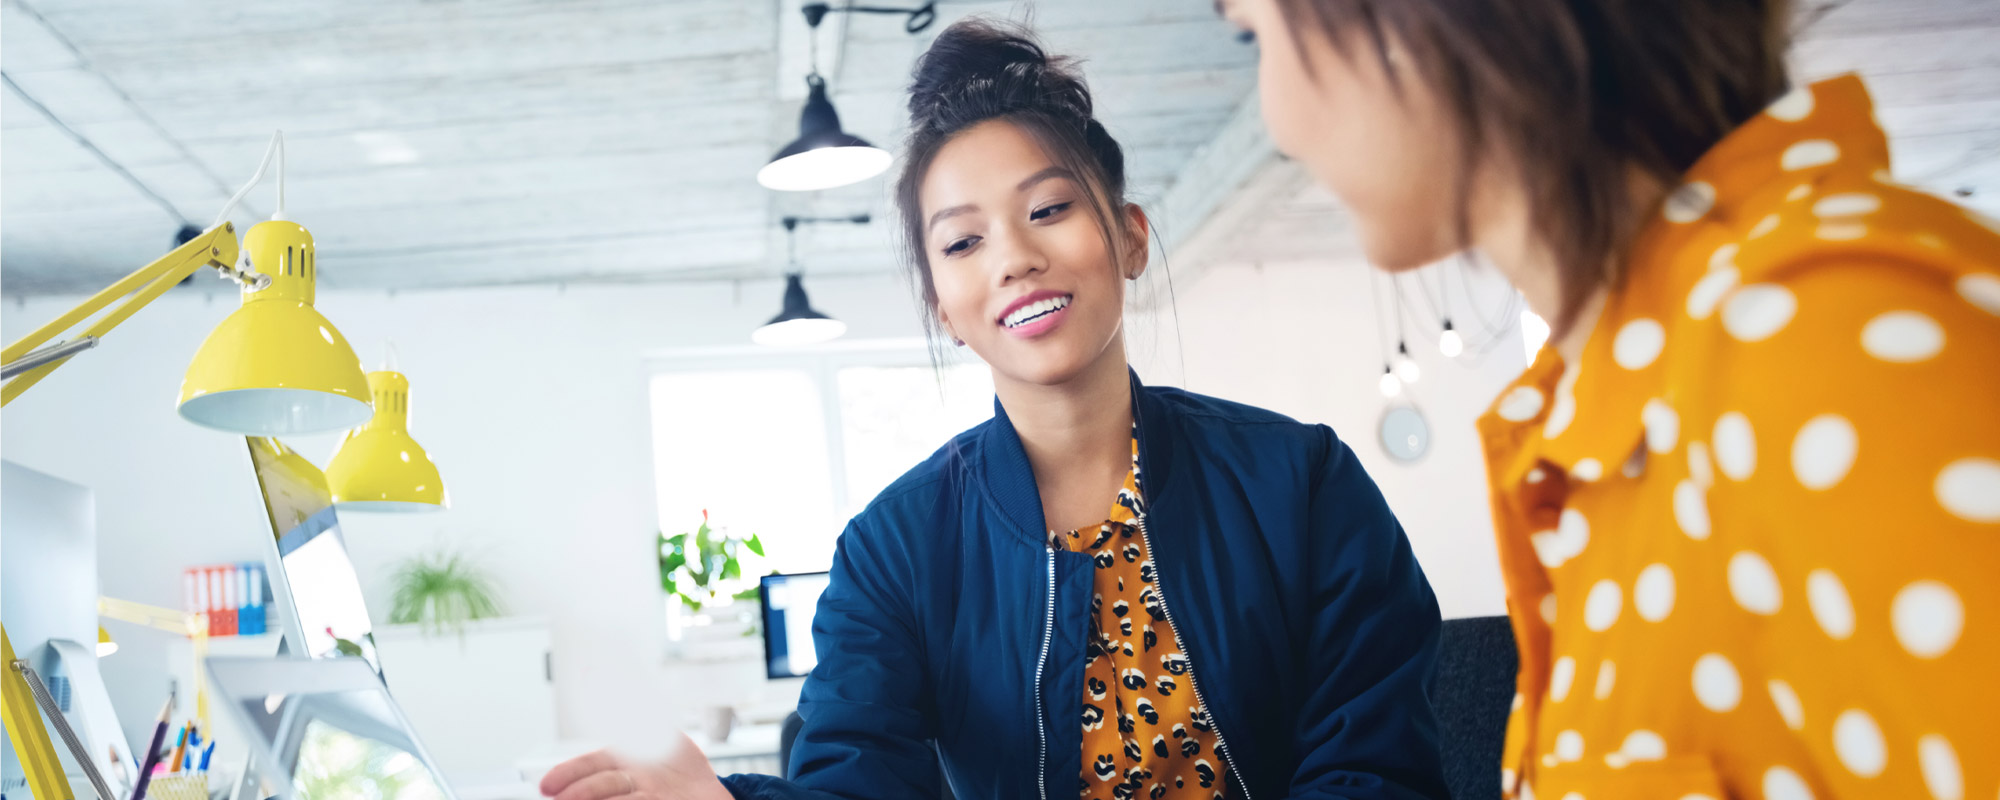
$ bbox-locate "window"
[649,369,839,573]
[834,364,996,521]
[648,343,993,636]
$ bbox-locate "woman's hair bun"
[906,18,1094,137]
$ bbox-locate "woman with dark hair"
[539,19,1449,800]
[1218,1,2000,798]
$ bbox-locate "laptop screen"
[246,437,382,675]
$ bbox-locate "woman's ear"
[1120,204,1153,280]
[939,312,963,346]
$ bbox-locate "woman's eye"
[942,237,978,257]
[1030,202,1071,222]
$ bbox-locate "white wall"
[1131,258,1522,620]
[1,256,1516,762]
[1,274,927,758]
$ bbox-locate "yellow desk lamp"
[0,131,371,436]
[0,132,380,798]
[327,357,449,512]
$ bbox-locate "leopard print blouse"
[1050,430,1230,800]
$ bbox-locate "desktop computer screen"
[758,572,830,680]
[1,460,136,792]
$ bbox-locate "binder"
[184,563,269,637]
[200,567,218,637]
[219,564,238,637]
[239,563,265,636]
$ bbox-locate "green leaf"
[387,549,507,638]
[745,535,765,557]
[732,586,762,601]
[722,556,741,581]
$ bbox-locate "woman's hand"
[537,732,734,800]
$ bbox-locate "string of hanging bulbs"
[1370,258,1531,399]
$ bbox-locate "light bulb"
[1393,343,1422,383]
[1378,367,1403,398]
[1438,321,1465,358]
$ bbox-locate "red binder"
[205,567,222,636]
[220,564,239,636]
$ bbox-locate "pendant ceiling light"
[758,73,892,192]
[753,273,848,346]
[756,2,935,192]
[753,215,865,346]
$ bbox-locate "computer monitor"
[758,572,830,680]
[207,656,455,800]
[245,438,383,676]
[1,460,138,793]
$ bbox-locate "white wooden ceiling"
[0,0,1257,296]
[1180,0,2000,272]
[6,0,1996,298]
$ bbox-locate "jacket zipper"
[1136,513,1253,800]
[1034,545,1056,800]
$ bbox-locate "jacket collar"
[978,368,1168,547]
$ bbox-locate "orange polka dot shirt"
[1480,75,2000,800]
[1050,429,1230,800]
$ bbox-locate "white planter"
[665,596,762,662]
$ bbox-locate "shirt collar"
[1481,74,1890,479]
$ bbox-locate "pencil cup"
[147,773,208,800]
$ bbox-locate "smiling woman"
[540,16,1450,800]
[542,18,1449,800]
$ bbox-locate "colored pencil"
[167,725,188,773]
[129,693,173,800]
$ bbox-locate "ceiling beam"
[1151,92,1286,299]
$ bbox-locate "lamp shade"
[96,626,117,658]
[753,274,847,346]
[757,75,892,192]
[326,370,447,512]
[178,221,372,435]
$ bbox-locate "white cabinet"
[370,616,557,785]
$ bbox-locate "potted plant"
[387,548,506,638]
[659,511,768,743]
[659,510,766,639]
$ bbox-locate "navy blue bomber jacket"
[723,372,1447,799]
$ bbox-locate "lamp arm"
[98,596,216,734]
[97,596,207,639]
[0,222,244,407]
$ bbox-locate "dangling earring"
[954,338,966,346]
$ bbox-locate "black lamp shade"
[758,75,892,192]
[770,273,832,324]
[753,274,847,345]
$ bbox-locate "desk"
[699,721,784,776]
